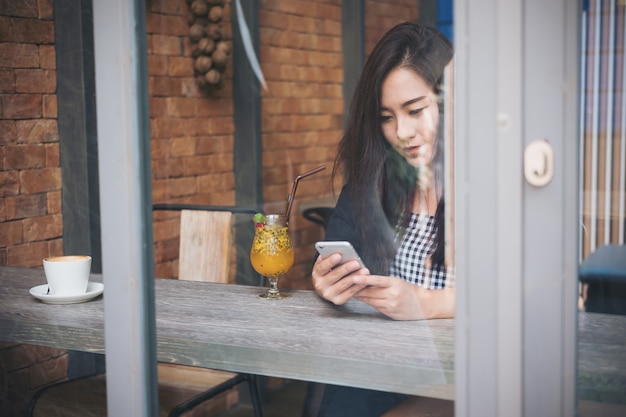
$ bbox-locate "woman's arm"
[352,274,455,321]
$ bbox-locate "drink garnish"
[253,212,266,228]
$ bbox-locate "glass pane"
[578,1,626,415]
[146,0,456,415]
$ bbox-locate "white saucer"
[29,282,104,305]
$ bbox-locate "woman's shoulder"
[324,185,361,245]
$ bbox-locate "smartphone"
[315,241,366,268]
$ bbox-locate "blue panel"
[437,0,454,42]
[438,0,453,22]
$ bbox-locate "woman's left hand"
[352,274,455,321]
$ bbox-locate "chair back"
[178,210,233,283]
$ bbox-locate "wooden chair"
[28,208,263,417]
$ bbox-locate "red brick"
[151,179,168,202]
[1,344,36,371]
[197,172,235,194]
[7,241,48,267]
[39,0,53,19]
[153,217,180,241]
[45,142,58,166]
[30,345,66,362]
[150,118,188,138]
[0,93,42,118]
[182,155,211,176]
[29,354,68,389]
[0,42,39,67]
[146,13,188,37]
[1,121,18,145]
[206,117,234,135]
[166,97,196,117]
[19,167,61,193]
[16,119,58,143]
[154,237,179,263]
[0,197,5,221]
[150,97,168,117]
[0,171,19,196]
[39,45,55,69]
[0,68,14,93]
[151,158,184,179]
[150,138,171,159]
[168,177,197,197]
[148,0,185,15]
[5,193,47,220]
[196,135,233,155]
[204,191,235,206]
[154,260,177,278]
[148,54,169,76]
[195,97,233,117]
[23,213,63,242]
[42,94,57,118]
[16,69,56,93]
[12,17,54,44]
[0,16,12,40]
[0,0,39,18]
[4,144,45,169]
[181,77,202,97]
[150,76,183,97]
[149,34,184,56]
[0,220,22,246]
[47,237,62,257]
[168,56,194,77]
[180,35,192,59]
[170,136,196,157]
[46,190,61,214]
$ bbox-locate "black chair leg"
[248,374,264,417]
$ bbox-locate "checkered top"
[389,213,455,289]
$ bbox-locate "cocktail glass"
[250,214,295,300]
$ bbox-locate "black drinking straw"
[284,165,326,221]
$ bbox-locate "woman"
[310,22,455,416]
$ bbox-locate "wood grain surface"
[1,266,624,402]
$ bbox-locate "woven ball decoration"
[186,0,229,91]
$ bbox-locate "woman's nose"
[396,117,416,142]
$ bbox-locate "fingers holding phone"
[312,241,369,305]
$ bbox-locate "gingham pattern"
[389,213,454,289]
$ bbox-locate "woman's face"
[379,67,439,168]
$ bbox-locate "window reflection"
[577,1,626,414]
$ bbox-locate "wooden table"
[1,266,625,403]
[0,266,454,399]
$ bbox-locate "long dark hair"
[333,22,453,275]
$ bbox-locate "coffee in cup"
[43,255,92,296]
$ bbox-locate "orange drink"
[250,214,294,299]
[250,223,294,277]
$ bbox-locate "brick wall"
[1,0,421,414]
[255,0,420,289]
[149,0,420,289]
[0,1,67,415]
[365,0,419,55]
[147,0,238,279]
[257,0,344,289]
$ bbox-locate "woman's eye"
[409,107,425,116]
[379,115,392,123]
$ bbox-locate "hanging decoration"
[187,0,231,91]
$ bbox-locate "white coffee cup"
[43,255,92,296]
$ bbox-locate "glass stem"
[268,277,279,296]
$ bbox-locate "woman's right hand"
[312,253,370,305]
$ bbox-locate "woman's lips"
[404,146,420,157]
